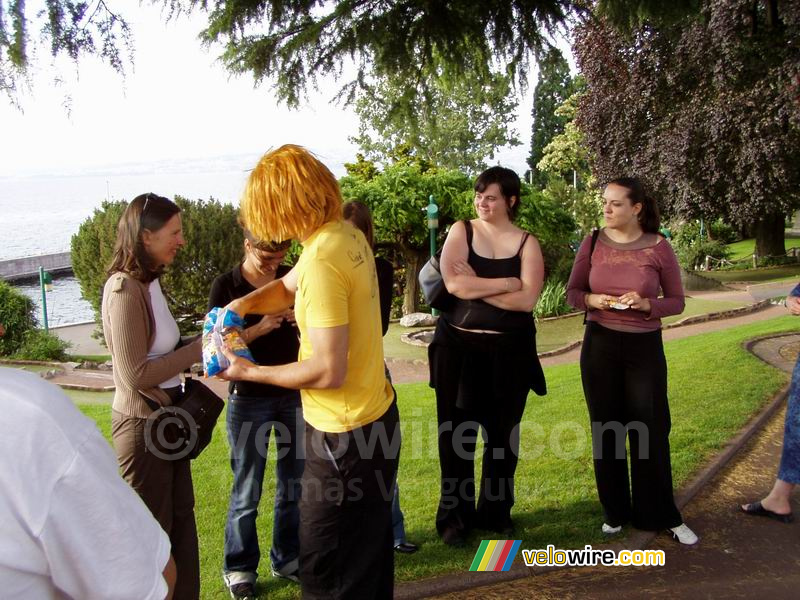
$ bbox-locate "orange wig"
[240,144,343,242]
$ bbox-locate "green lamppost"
[426,195,439,316]
[39,267,53,333]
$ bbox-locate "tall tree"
[351,58,519,173]
[188,0,578,107]
[537,85,588,180]
[0,0,131,105]
[537,85,602,235]
[528,46,574,187]
[595,0,702,30]
[3,2,704,109]
[575,0,800,257]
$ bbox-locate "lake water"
[13,275,95,327]
[1,165,250,260]
[1,151,356,259]
[3,150,382,325]
[1,160,264,325]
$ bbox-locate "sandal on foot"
[740,501,793,523]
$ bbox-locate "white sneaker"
[669,523,698,545]
[602,523,622,534]
[271,567,300,583]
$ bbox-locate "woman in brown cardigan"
[102,193,202,599]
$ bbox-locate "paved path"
[50,368,115,392]
[686,288,755,303]
[746,281,797,302]
[51,322,108,356]
[539,304,787,368]
[386,304,788,377]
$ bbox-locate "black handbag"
[419,246,456,311]
[145,374,224,460]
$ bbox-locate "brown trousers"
[112,410,200,600]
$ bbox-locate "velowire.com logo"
[469,540,522,572]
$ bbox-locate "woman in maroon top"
[566,177,698,545]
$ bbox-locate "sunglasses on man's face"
[250,246,288,264]
[251,239,292,253]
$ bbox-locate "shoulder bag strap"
[583,228,600,325]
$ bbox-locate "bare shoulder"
[519,231,542,259]
[446,219,469,239]
[441,219,470,258]
[517,226,540,246]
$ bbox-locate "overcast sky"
[0,3,573,179]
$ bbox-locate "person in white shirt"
[0,367,176,599]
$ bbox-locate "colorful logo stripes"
[469,540,522,572]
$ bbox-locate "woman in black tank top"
[428,166,547,546]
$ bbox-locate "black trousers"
[298,401,400,600]
[435,385,527,535]
[580,322,682,530]
[430,321,534,537]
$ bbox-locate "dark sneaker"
[441,526,466,546]
[229,581,257,600]
[394,542,419,554]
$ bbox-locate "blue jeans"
[392,484,406,546]
[779,357,800,484]
[223,392,305,583]
[385,364,407,546]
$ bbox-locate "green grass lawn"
[536,313,584,353]
[8,364,55,373]
[384,323,430,361]
[702,264,800,283]
[78,315,797,598]
[64,389,114,404]
[69,354,112,362]
[661,296,747,324]
[726,237,800,261]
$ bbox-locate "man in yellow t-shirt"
[218,145,399,600]
[293,219,394,432]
